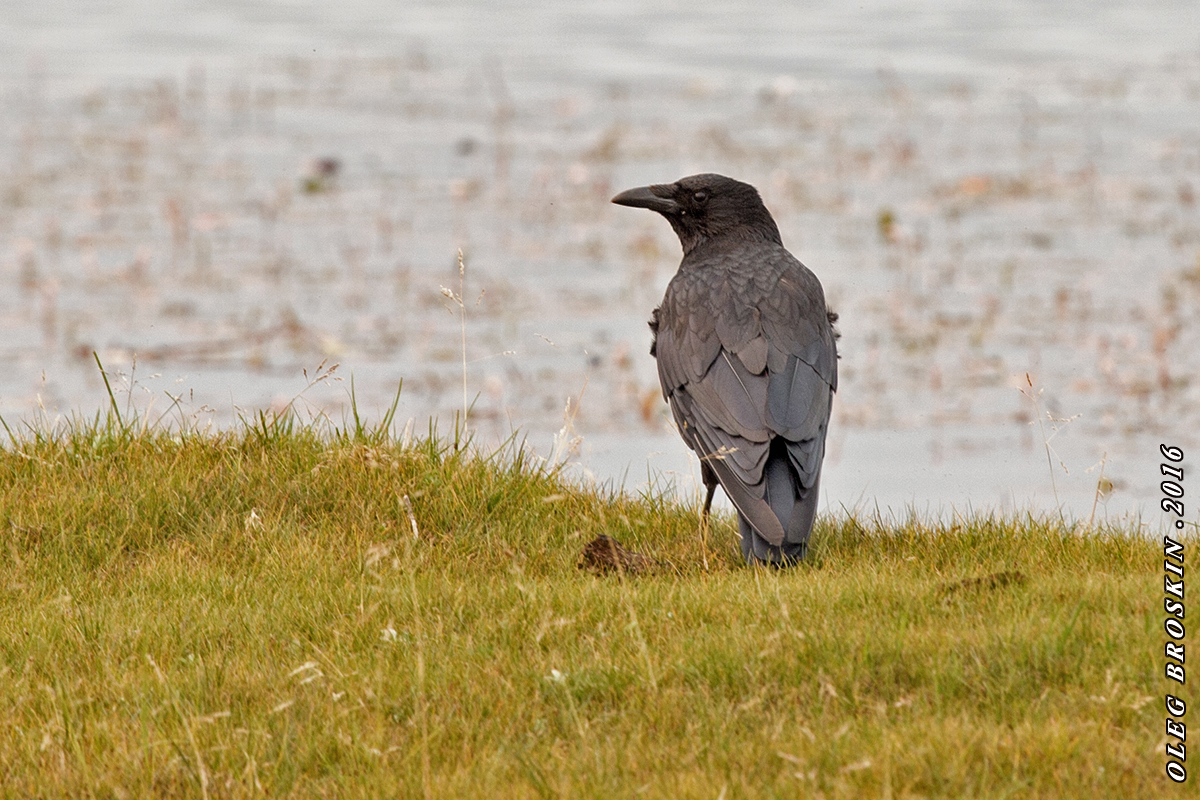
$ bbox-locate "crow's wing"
[655,243,836,546]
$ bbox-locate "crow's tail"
[737,439,821,566]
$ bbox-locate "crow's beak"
[611,184,679,214]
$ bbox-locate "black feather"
[648,306,660,358]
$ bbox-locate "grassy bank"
[0,411,1179,798]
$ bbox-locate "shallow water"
[2,1,1198,526]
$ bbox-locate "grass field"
[0,404,1182,798]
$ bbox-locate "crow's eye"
[693,190,709,204]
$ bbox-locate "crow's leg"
[700,461,719,525]
[698,461,720,569]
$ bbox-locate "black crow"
[612,174,837,565]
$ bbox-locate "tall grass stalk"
[440,249,470,442]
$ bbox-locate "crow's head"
[611,173,782,254]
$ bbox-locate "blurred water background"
[2,1,1198,525]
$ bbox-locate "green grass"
[0,405,1181,798]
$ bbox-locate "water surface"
[2,1,1198,525]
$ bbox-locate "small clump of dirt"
[939,570,1027,598]
[578,535,653,576]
